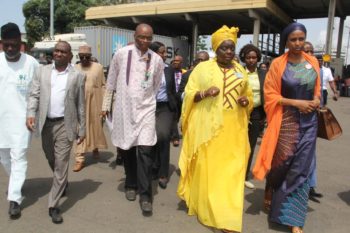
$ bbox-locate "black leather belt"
[46,117,64,122]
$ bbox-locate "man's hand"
[26,117,36,132]
[333,91,339,101]
[77,136,85,145]
[100,111,108,119]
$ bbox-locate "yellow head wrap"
[211,25,239,52]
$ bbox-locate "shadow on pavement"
[21,177,52,209]
[177,200,187,212]
[338,190,350,205]
[60,179,102,213]
[84,151,114,168]
[244,188,265,215]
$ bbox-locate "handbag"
[317,107,342,140]
[317,68,342,140]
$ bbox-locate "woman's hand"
[237,96,249,107]
[205,86,220,97]
[294,100,317,114]
[311,98,320,109]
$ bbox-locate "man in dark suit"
[26,41,86,224]
[177,51,210,103]
[149,41,178,189]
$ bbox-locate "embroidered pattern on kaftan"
[222,68,244,109]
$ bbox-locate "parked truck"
[74,25,190,68]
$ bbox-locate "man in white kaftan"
[0,22,39,219]
[102,24,163,214]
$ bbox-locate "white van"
[31,33,87,65]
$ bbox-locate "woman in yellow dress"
[177,25,253,233]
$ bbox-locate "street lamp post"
[50,0,54,39]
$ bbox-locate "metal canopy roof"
[86,0,350,38]
[273,0,350,19]
[85,0,293,37]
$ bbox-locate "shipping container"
[74,26,189,68]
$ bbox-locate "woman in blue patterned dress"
[253,23,321,233]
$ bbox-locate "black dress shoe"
[49,207,63,224]
[9,201,21,219]
[158,178,168,189]
[310,187,323,198]
[140,201,153,213]
[125,189,137,201]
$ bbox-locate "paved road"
[0,97,349,233]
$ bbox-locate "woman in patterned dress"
[177,25,253,233]
[253,23,321,233]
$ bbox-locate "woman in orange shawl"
[252,23,320,233]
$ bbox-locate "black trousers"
[153,102,175,178]
[246,108,265,180]
[171,102,181,140]
[322,89,328,106]
[120,145,154,202]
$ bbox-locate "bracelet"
[199,91,205,99]
[278,98,283,105]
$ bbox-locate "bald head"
[193,51,209,67]
[135,23,153,35]
[134,23,153,53]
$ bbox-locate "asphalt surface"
[0,97,349,233]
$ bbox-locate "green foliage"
[197,35,208,51]
[23,0,121,47]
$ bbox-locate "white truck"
[32,26,190,68]
[74,26,190,68]
[31,33,87,65]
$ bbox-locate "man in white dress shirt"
[26,41,86,224]
[0,22,39,219]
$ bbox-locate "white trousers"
[0,148,27,204]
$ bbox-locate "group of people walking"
[0,20,336,233]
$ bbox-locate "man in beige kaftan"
[73,45,107,172]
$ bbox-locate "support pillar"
[325,0,336,55]
[336,18,345,58]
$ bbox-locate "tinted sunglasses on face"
[79,54,91,60]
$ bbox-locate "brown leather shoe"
[73,161,84,172]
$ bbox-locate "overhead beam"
[264,0,293,25]
[86,0,268,20]
[336,0,345,17]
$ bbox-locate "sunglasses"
[79,54,91,60]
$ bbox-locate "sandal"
[290,226,303,233]
[221,229,234,233]
[172,139,180,147]
[264,187,272,212]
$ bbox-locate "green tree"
[23,0,120,47]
